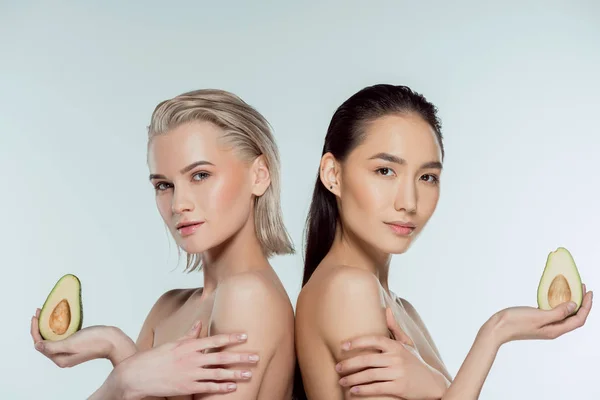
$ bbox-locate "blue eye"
[154,182,171,191]
[193,172,210,181]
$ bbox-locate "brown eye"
[421,174,439,184]
[376,168,393,176]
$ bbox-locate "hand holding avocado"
[30,308,133,368]
[488,247,593,346]
[31,273,136,367]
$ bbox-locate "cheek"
[204,172,250,218]
[155,194,172,222]
[342,172,391,214]
[417,186,440,218]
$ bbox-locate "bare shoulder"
[211,270,293,337]
[299,266,388,351]
[300,266,384,316]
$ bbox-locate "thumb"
[545,301,578,323]
[35,339,70,355]
[385,307,414,347]
[180,320,202,340]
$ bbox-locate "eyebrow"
[369,152,443,170]
[149,160,215,180]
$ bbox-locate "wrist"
[479,313,505,349]
[107,327,137,366]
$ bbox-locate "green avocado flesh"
[537,247,583,312]
[39,274,83,341]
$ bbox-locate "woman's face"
[147,121,268,254]
[323,113,443,255]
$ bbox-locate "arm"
[437,319,500,400]
[198,272,291,400]
[440,284,593,400]
[89,290,183,400]
[318,267,398,400]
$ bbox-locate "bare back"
[295,265,451,399]
[138,269,296,400]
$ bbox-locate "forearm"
[108,328,138,367]
[87,362,167,400]
[440,318,502,400]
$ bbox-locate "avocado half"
[537,247,583,312]
[38,274,83,341]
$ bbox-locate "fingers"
[542,290,593,339]
[31,312,43,344]
[335,354,393,375]
[543,300,579,324]
[385,307,414,347]
[197,366,253,382]
[197,351,260,367]
[194,332,249,352]
[339,367,396,388]
[343,381,397,396]
[342,334,394,353]
[191,382,238,394]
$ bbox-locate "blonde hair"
[147,89,295,272]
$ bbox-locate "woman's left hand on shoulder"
[335,307,447,399]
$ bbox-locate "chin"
[378,235,415,255]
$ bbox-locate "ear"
[319,152,341,196]
[250,154,271,197]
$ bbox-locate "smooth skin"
[295,113,593,399]
[31,121,296,400]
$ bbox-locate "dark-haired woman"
[293,84,593,399]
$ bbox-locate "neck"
[199,214,271,294]
[324,221,392,294]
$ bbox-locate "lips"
[385,221,416,236]
[175,220,204,236]
[176,221,202,230]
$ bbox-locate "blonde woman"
[31,89,296,400]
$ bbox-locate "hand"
[335,307,446,399]
[493,283,593,345]
[114,319,260,399]
[30,308,127,368]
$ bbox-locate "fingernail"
[241,370,252,378]
[227,383,237,391]
[35,342,44,351]
[342,341,351,350]
[567,302,577,312]
[249,354,259,362]
[351,387,359,393]
[237,333,248,341]
[335,363,342,372]
[193,321,201,329]
[339,377,347,386]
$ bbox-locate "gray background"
[1,1,598,398]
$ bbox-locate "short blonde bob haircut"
[147,89,295,272]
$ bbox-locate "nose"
[171,187,195,214]
[394,178,417,214]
